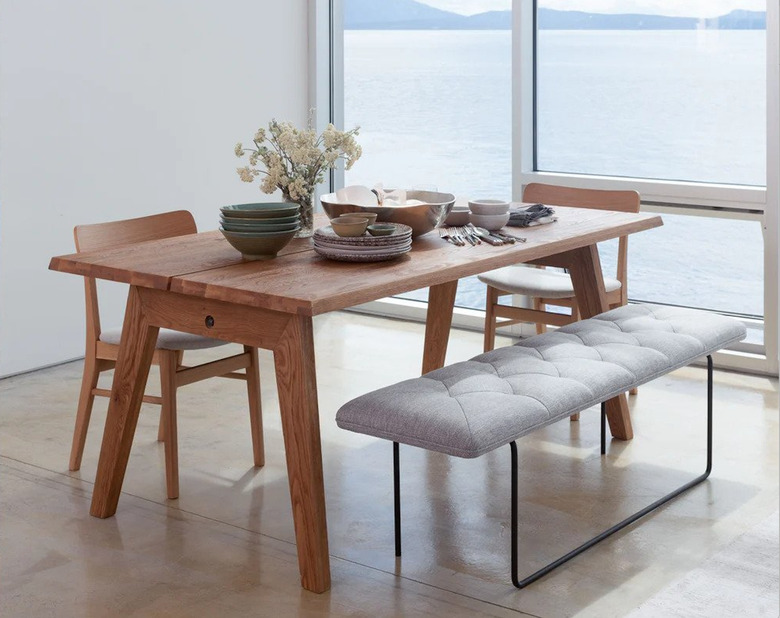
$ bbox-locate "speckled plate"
[313,244,411,262]
[313,240,411,255]
[313,236,411,251]
[314,223,412,246]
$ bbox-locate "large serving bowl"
[220,228,297,260]
[321,190,456,237]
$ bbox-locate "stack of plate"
[313,223,413,262]
[219,203,301,259]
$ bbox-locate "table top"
[50,207,662,316]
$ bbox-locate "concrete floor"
[1,311,778,617]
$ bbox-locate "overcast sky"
[422,1,765,18]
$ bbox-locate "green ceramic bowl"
[219,227,300,238]
[367,224,396,236]
[220,214,300,226]
[220,202,300,219]
[338,212,378,225]
[220,220,300,233]
[331,217,368,237]
[220,228,297,260]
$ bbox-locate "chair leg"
[157,351,184,442]
[533,298,547,335]
[510,356,714,588]
[483,287,499,353]
[69,349,101,471]
[156,410,166,442]
[159,351,179,500]
[245,345,265,467]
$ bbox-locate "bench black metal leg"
[394,441,401,557]
[510,355,714,589]
[600,401,606,455]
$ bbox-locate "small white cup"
[468,199,510,215]
[470,212,510,231]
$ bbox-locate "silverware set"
[439,224,526,246]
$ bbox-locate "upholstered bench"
[336,304,746,588]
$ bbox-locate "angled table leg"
[273,314,331,593]
[90,286,159,518]
[533,245,633,440]
[422,280,459,374]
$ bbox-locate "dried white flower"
[237,166,258,183]
[233,111,361,205]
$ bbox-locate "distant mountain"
[344,0,467,29]
[344,0,766,30]
[537,9,698,30]
[712,9,766,29]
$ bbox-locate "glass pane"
[536,1,766,186]
[625,213,764,318]
[343,8,512,310]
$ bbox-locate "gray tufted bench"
[336,304,746,588]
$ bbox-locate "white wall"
[0,0,310,376]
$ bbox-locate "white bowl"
[468,199,510,215]
[470,212,510,231]
[443,207,470,226]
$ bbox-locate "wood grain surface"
[51,209,662,314]
[89,287,160,517]
[179,209,660,315]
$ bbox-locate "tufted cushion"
[336,305,746,459]
[478,266,621,299]
[100,328,228,351]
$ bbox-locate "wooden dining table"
[49,206,662,593]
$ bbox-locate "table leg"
[422,280,459,374]
[565,245,633,440]
[90,286,159,518]
[273,314,330,593]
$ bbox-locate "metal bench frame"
[392,355,713,588]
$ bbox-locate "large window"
[335,0,777,372]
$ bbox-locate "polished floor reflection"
[1,311,777,617]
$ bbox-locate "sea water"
[344,29,765,317]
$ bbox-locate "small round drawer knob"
[205,315,215,328]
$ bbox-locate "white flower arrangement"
[234,114,361,233]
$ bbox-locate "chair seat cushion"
[336,304,746,459]
[100,328,228,351]
[478,266,621,299]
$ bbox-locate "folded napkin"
[507,203,557,228]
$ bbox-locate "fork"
[439,227,464,246]
[449,227,469,246]
[459,226,480,245]
[455,226,476,246]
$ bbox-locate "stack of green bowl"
[219,203,301,260]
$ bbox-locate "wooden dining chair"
[479,182,641,353]
[69,210,264,499]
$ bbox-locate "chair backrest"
[522,183,640,214]
[522,183,641,302]
[74,210,197,342]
